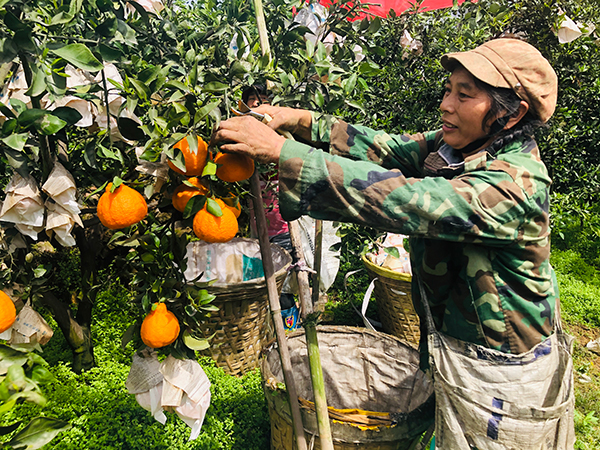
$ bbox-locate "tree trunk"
[39,291,94,373]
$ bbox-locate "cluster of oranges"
[168,135,252,243]
[96,136,255,349]
[96,135,253,244]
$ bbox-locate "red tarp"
[319,0,472,19]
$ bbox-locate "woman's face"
[440,67,494,151]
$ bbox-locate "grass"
[1,247,600,449]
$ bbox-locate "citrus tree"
[0,0,378,374]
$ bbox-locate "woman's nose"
[440,93,454,113]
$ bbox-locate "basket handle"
[343,269,382,331]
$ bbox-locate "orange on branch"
[172,177,209,213]
[168,136,208,176]
[140,303,181,348]
[193,199,238,243]
[0,291,16,333]
[97,183,148,230]
[214,152,254,182]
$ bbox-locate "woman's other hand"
[252,105,312,141]
[210,116,286,164]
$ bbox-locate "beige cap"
[441,38,558,123]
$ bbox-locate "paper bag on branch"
[0,173,45,240]
[8,301,54,345]
[42,161,82,221]
[126,352,211,441]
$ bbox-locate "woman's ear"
[504,101,529,130]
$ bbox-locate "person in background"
[242,84,300,331]
[241,84,270,108]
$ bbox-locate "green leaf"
[49,43,104,72]
[111,177,123,191]
[97,16,118,37]
[6,364,27,390]
[313,90,324,108]
[0,419,20,435]
[17,109,45,128]
[117,117,144,141]
[1,133,28,151]
[164,80,188,92]
[121,324,137,349]
[344,73,358,95]
[9,99,27,115]
[141,253,155,263]
[194,101,220,123]
[2,117,17,134]
[7,417,71,450]
[83,141,97,168]
[325,97,344,113]
[3,147,29,177]
[33,267,47,278]
[202,82,228,93]
[30,365,54,385]
[130,78,150,101]
[97,43,124,63]
[182,331,210,351]
[183,195,206,219]
[206,197,222,217]
[38,114,67,135]
[188,60,198,87]
[0,37,18,64]
[187,134,198,155]
[4,10,29,32]
[0,103,15,119]
[52,107,82,127]
[202,160,217,177]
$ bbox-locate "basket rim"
[362,253,412,282]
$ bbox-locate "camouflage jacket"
[278,114,557,355]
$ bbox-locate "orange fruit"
[221,193,242,218]
[0,291,16,333]
[214,152,254,182]
[172,177,209,213]
[168,136,208,176]
[140,303,180,349]
[97,183,148,230]
[193,199,238,243]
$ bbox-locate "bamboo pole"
[289,221,334,450]
[249,174,308,450]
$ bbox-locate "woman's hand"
[251,105,313,141]
[210,116,286,164]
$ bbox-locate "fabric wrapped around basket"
[126,351,211,441]
[261,326,435,450]
[184,238,292,376]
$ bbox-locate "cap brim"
[441,52,511,89]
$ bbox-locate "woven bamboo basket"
[261,326,434,450]
[188,238,291,377]
[362,253,420,348]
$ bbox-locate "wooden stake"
[249,173,308,450]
